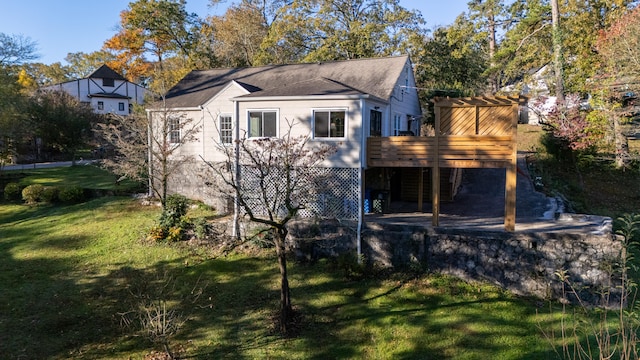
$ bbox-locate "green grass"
[3,164,142,192]
[0,193,565,359]
[2,147,636,359]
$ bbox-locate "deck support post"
[417,167,424,212]
[432,106,441,227]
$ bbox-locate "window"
[118,102,125,111]
[314,110,345,138]
[128,104,133,114]
[219,115,233,144]
[102,78,114,87]
[97,101,104,110]
[169,117,180,144]
[248,111,277,137]
[370,110,382,137]
[393,113,402,136]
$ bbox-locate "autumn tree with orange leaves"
[103,0,202,90]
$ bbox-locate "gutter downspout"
[232,100,240,238]
[357,98,365,262]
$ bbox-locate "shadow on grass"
[1,198,561,359]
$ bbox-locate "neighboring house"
[151,55,422,221]
[42,64,147,116]
[501,65,553,125]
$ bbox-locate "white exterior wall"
[235,98,364,168]
[386,60,422,136]
[44,78,146,116]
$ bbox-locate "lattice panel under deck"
[240,166,359,220]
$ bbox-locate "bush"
[146,226,166,243]
[58,186,86,203]
[159,194,189,229]
[22,184,45,204]
[4,182,21,201]
[41,186,59,203]
[193,217,212,239]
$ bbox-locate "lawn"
[2,164,143,193]
[0,193,563,359]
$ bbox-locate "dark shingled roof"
[163,55,410,108]
[88,64,126,81]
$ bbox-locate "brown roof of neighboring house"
[162,55,410,108]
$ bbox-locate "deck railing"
[367,135,515,168]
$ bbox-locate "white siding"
[42,77,146,116]
[235,98,364,168]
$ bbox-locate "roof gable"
[88,65,126,81]
[163,56,410,108]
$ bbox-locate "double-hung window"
[219,114,233,144]
[314,109,346,138]
[169,117,180,144]
[393,113,402,136]
[248,110,277,137]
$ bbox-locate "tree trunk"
[551,0,565,104]
[275,227,292,333]
[613,113,630,168]
[488,13,498,94]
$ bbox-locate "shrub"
[165,226,184,242]
[22,184,45,204]
[41,186,59,203]
[4,182,21,201]
[59,186,86,203]
[159,194,189,230]
[193,217,212,239]
[146,226,166,243]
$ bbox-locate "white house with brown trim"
[42,64,147,116]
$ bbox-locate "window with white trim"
[248,110,277,137]
[393,113,402,136]
[97,101,104,110]
[219,114,233,144]
[314,109,346,138]
[169,117,180,144]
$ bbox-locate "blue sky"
[0,0,469,65]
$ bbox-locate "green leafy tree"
[0,32,38,166]
[28,90,99,162]
[64,51,116,79]
[256,0,425,64]
[466,0,508,93]
[493,0,551,88]
[205,2,268,67]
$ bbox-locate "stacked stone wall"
[287,220,622,303]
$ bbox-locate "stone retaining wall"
[287,219,622,303]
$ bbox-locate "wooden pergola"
[367,96,525,231]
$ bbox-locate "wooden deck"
[367,135,515,169]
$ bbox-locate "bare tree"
[95,97,201,208]
[204,120,335,333]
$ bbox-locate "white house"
[42,64,147,116]
[151,55,422,224]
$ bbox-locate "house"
[152,55,422,220]
[42,64,147,116]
